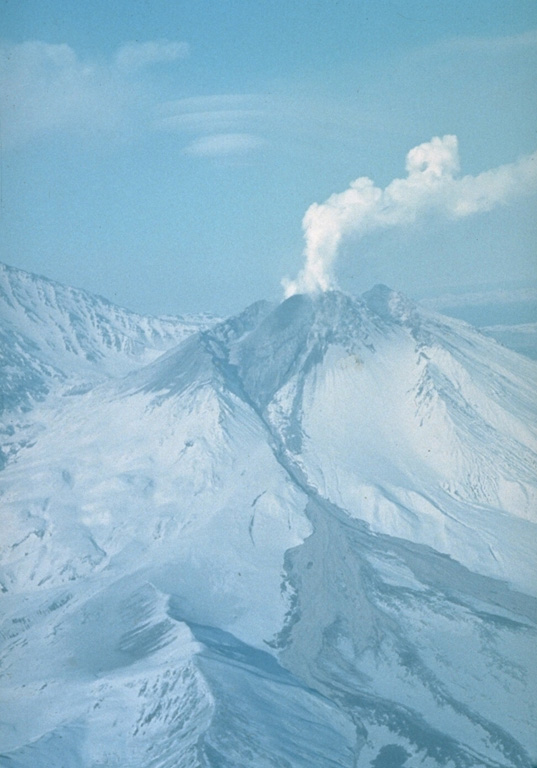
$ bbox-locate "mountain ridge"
[1,264,536,766]
[0,261,217,416]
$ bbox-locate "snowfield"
[1,263,536,767]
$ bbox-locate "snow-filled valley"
[1,263,536,767]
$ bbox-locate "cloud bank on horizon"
[283,136,537,297]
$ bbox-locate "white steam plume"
[283,135,537,297]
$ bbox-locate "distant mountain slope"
[420,287,537,359]
[481,322,537,359]
[1,273,536,767]
[0,262,216,415]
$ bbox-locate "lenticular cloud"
[283,135,537,297]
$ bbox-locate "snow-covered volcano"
[1,264,536,767]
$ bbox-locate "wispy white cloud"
[158,94,266,122]
[158,109,261,133]
[420,286,537,311]
[0,39,188,147]
[283,136,537,297]
[115,39,189,73]
[183,132,266,157]
[155,94,267,155]
[0,42,268,157]
[424,27,537,56]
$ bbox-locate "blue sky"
[1,1,536,315]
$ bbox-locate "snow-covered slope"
[232,288,537,588]
[1,273,536,767]
[0,262,216,416]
